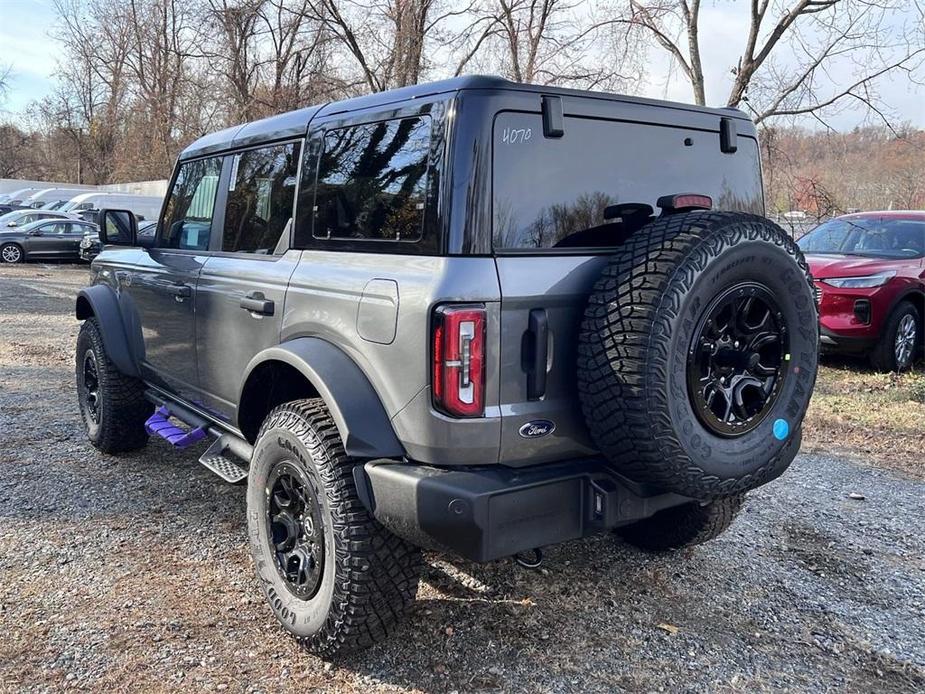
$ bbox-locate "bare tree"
[256,0,336,111]
[0,64,10,105]
[622,0,925,125]
[125,0,206,174]
[206,0,264,121]
[307,0,445,92]
[451,0,644,90]
[0,125,38,178]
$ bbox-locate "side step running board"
[145,406,207,447]
[199,435,249,484]
[144,390,253,484]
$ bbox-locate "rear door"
[492,105,764,465]
[195,140,302,423]
[60,222,86,258]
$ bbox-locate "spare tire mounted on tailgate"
[578,211,818,499]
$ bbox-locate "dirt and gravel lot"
[1,264,924,693]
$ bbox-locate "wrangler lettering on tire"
[578,211,818,499]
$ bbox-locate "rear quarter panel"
[283,252,504,464]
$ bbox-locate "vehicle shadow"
[329,536,736,693]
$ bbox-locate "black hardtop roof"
[179,75,751,160]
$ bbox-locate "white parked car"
[60,193,163,222]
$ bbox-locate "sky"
[1,0,923,130]
[0,0,58,113]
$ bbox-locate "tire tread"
[254,399,422,657]
[577,211,816,498]
[616,494,745,552]
[76,318,150,453]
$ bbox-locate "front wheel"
[870,301,919,372]
[246,399,422,657]
[1,242,23,264]
[76,318,151,452]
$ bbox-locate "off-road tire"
[870,300,919,373]
[616,494,745,552]
[578,211,818,499]
[75,317,151,453]
[246,399,422,658]
[1,242,23,264]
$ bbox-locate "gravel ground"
[1,264,924,693]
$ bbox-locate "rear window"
[492,113,763,251]
[312,115,431,243]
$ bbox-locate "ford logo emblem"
[518,420,556,439]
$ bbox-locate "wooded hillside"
[763,125,925,216]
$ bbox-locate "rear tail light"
[432,305,486,417]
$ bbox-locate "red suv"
[797,211,924,371]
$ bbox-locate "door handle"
[168,284,191,299]
[240,293,274,316]
[522,308,549,400]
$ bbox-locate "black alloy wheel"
[686,282,789,437]
[266,461,326,599]
[81,349,101,425]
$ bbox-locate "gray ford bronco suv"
[75,76,818,656]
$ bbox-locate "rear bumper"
[357,458,690,562]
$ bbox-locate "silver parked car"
[0,208,70,230]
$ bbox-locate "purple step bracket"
[144,406,207,448]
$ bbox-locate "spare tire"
[577,211,818,499]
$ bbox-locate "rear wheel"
[76,318,151,453]
[616,495,745,552]
[1,242,23,264]
[246,399,422,657]
[870,301,919,372]
[578,211,818,499]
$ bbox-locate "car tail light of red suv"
[432,305,486,417]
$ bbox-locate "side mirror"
[99,209,138,246]
[28,229,42,236]
[7,222,17,228]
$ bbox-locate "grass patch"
[802,356,925,479]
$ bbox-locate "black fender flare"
[240,338,404,459]
[75,285,140,377]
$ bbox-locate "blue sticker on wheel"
[773,418,790,441]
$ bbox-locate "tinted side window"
[160,157,222,251]
[313,116,431,242]
[492,113,764,250]
[222,142,300,254]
